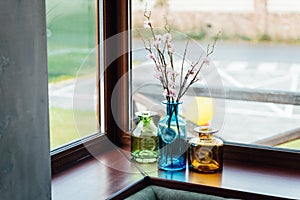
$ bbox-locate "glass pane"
[131,0,300,151]
[222,100,300,147]
[46,0,98,150]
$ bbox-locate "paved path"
[49,42,300,145]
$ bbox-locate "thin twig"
[179,39,189,90]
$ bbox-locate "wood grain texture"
[52,155,143,199]
[103,0,130,146]
[52,150,300,200]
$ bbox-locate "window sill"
[52,146,300,200]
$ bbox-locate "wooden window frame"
[51,0,300,175]
[51,0,130,174]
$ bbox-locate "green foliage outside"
[46,0,96,83]
[50,107,97,149]
[277,139,300,150]
[46,0,300,150]
[47,0,97,150]
[48,52,93,82]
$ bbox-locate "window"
[50,0,131,173]
[131,0,300,152]
[51,0,300,173]
[46,0,99,150]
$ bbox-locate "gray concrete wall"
[0,0,51,199]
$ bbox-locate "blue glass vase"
[158,101,187,171]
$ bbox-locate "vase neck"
[199,133,214,140]
[140,116,152,126]
[165,102,180,118]
[135,111,156,126]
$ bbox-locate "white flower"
[167,42,174,53]
[171,70,179,78]
[154,69,163,81]
[163,88,177,98]
[165,67,172,74]
[204,58,210,65]
[155,34,162,41]
[168,88,177,97]
[163,33,172,42]
[143,19,152,28]
[147,53,154,60]
[153,40,161,48]
[154,35,162,48]
[168,81,175,89]
[163,89,168,97]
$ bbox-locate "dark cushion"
[125,186,157,200]
[125,185,239,200]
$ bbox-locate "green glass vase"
[131,111,158,163]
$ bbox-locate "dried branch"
[141,8,220,102]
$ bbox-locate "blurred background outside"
[47,0,300,150]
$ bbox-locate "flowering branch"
[140,9,220,103]
[177,32,220,100]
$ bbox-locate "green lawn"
[277,139,300,150]
[46,0,300,151]
[46,0,96,83]
[49,107,97,150]
[47,0,97,149]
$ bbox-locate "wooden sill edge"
[51,135,300,175]
[51,135,300,199]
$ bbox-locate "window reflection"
[131,0,300,150]
[47,0,98,150]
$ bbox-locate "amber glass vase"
[189,126,223,173]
